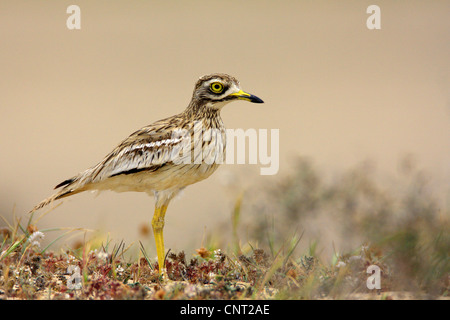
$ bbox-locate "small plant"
[1,158,447,299]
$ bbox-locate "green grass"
[0,157,448,299]
[0,219,446,299]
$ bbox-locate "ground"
[0,231,447,300]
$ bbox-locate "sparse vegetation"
[0,157,448,299]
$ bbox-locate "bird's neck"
[183,101,222,121]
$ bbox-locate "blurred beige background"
[1,1,449,257]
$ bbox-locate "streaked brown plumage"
[30,73,263,274]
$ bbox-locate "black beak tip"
[251,95,264,104]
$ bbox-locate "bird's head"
[191,73,264,110]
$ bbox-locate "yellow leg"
[152,204,168,275]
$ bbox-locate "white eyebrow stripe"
[203,80,240,100]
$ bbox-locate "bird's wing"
[88,120,193,183]
[30,118,193,213]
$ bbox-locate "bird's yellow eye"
[210,82,224,93]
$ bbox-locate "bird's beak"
[230,89,264,103]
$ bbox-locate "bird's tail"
[29,175,89,213]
